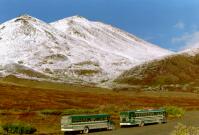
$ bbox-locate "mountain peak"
[0,14,42,30]
[14,14,38,23]
[66,15,88,21]
[0,14,67,48]
[70,15,86,19]
[53,15,90,25]
[18,14,32,18]
[51,16,172,57]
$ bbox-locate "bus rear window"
[61,117,71,124]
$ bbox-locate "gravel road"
[88,111,199,135]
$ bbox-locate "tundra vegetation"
[0,77,198,134]
[2,123,36,134]
[164,106,185,118]
[115,54,199,92]
[171,123,199,135]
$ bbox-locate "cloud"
[174,21,185,30]
[172,31,199,50]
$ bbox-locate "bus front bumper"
[120,123,133,126]
[61,128,79,132]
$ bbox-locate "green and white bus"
[61,114,114,134]
[120,109,167,127]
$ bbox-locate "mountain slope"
[51,16,172,63]
[0,15,173,87]
[115,49,199,91]
[0,15,76,82]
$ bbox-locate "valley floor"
[0,81,199,134]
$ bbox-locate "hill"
[115,51,199,92]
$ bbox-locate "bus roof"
[62,114,110,119]
[120,109,165,115]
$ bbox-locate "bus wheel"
[158,121,162,124]
[139,121,144,127]
[83,127,89,134]
[162,118,167,123]
[107,125,114,130]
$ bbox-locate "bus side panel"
[87,122,109,130]
[65,121,109,131]
[134,115,164,124]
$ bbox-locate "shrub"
[74,69,100,76]
[62,109,98,115]
[154,74,179,85]
[40,109,62,115]
[98,105,118,114]
[2,123,36,134]
[0,120,2,134]
[165,106,185,118]
[40,109,99,116]
[74,61,99,67]
[171,123,199,135]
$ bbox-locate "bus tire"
[139,121,144,127]
[162,118,167,123]
[83,127,89,134]
[107,125,114,130]
[158,120,162,124]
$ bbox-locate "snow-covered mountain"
[51,16,172,61]
[0,15,173,87]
